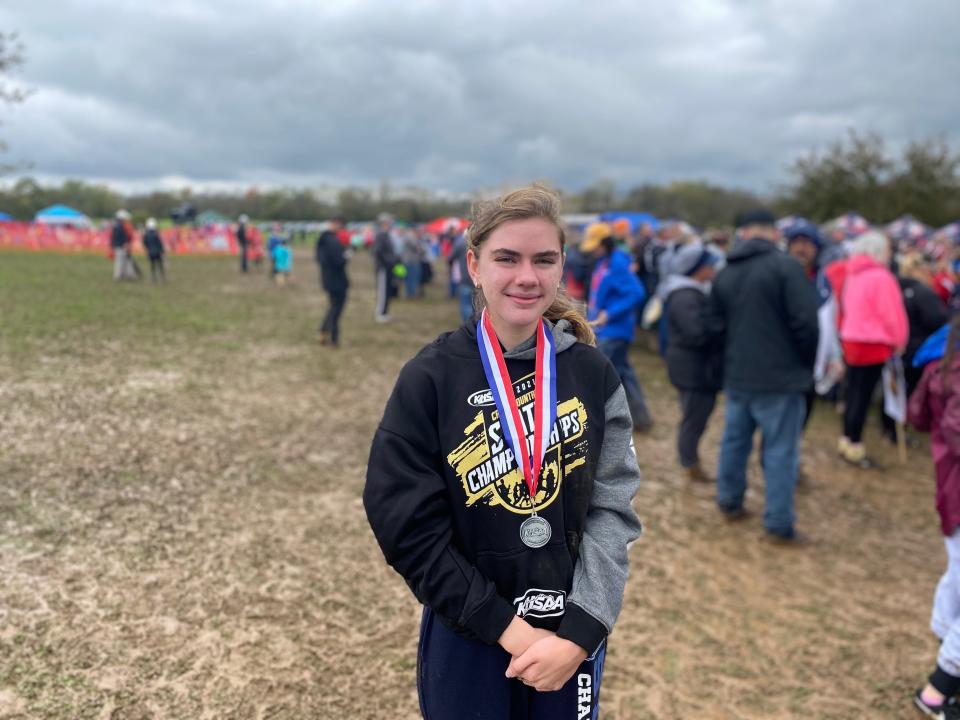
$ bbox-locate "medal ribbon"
[476,310,558,506]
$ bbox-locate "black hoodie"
[364,321,642,654]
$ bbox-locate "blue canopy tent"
[598,211,659,232]
[35,204,93,228]
[0,211,12,222]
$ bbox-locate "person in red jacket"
[824,231,908,467]
[908,314,960,718]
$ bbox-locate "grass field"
[0,248,945,718]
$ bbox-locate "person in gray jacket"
[661,241,722,483]
[373,213,399,322]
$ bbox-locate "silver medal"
[519,514,552,549]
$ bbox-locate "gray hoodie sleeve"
[556,384,642,655]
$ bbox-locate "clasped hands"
[498,616,587,693]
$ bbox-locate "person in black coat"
[236,214,249,273]
[142,217,165,283]
[705,209,819,542]
[899,252,948,394]
[662,241,722,482]
[316,216,350,347]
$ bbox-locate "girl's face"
[467,217,564,342]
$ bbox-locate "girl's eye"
[536,257,557,265]
[494,256,516,263]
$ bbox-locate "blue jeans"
[597,338,652,430]
[405,262,423,298]
[716,390,804,536]
[457,284,475,323]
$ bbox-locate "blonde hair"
[898,251,933,284]
[468,184,595,345]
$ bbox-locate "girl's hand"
[497,616,552,657]
[504,636,587,692]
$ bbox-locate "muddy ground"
[0,249,943,718]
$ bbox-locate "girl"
[364,186,642,719]
[910,315,960,718]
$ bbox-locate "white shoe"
[375,314,393,323]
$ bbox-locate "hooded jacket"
[909,357,960,536]
[315,230,349,294]
[587,249,646,343]
[661,276,723,392]
[705,237,819,393]
[364,320,642,655]
[825,255,908,366]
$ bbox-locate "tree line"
[0,131,957,227]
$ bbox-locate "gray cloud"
[1,0,958,194]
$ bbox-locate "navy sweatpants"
[417,608,605,720]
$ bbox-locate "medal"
[519,514,552,548]
[476,310,558,549]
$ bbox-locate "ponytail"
[544,288,595,346]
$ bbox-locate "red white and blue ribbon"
[476,310,558,504]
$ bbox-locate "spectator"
[142,217,165,284]
[706,209,819,542]
[583,223,653,432]
[824,231,908,468]
[373,213,399,322]
[316,216,350,347]
[661,241,722,482]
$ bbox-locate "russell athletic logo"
[513,588,566,619]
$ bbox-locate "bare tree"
[0,31,30,156]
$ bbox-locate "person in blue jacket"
[583,223,653,432]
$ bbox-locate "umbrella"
[821,211,871,240]
[424,217,469,235]
[885,215,930,243]
[933,222,960,244]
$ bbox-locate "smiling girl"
[364,185,642,720]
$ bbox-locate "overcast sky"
[0,0,957,195]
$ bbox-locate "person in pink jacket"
[824,231,908,467]
[908,315,960,718]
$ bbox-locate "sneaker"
[914,689,960,719]
[318,331,329,345]
[837,436,851,455]
[375,314,393,324]
[764,529,808,546]
[718,504,750,522]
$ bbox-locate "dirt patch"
[0,250,942,718]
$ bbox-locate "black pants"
[677,389,717,468]
[375,268,393,318]
[843,363,884,443]
[149,256,165,283]
[802,388,816,431]
[321,289,347,345]
[240,244,248,273]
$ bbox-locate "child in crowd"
[272,239,292,286]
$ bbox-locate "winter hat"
[116,209,131,220]
[667,240,718,277]
[735,208,776,228]
[784,220,823,250]
[146,217,157,230]
[611,218,631,236]
[580,222,612,253]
